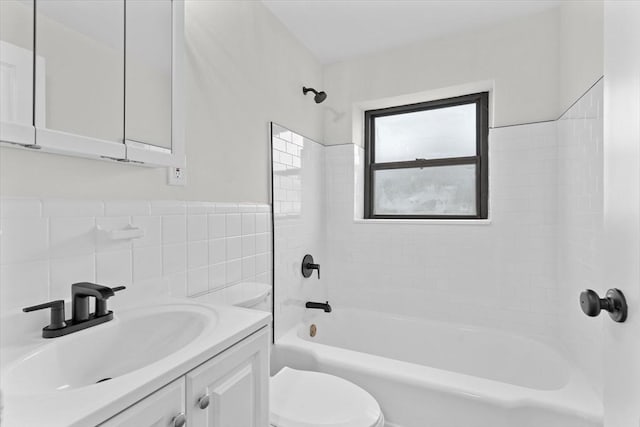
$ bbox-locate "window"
[364,92,489,219]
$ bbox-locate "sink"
[2,304,216,394]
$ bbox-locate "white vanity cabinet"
[100,327,269,427]
[186,326,270,426]
[100,378,186,427]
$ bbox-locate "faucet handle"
[23,300,67,330]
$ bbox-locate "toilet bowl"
[270,367,384,427]
[193,285,384,427]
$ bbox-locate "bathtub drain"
[310,324,317,337]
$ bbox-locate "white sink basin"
[3,303,216,394]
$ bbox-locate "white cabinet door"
[186,328,270,427]
[100,378,186,427]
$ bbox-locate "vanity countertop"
[0,295,271,427]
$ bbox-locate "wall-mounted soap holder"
[96,224,145,241]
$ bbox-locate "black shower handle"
[302,254,320,279]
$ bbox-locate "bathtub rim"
[276,308,603,424]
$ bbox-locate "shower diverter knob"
[579,288,628,323]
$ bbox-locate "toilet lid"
[270,368,382,427]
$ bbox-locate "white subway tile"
[242,256,255,279]
[0,217,48,264]
[208,214,226,239]
[226,214,241,237]
[95,217,131,253]
[43,199,104,217]
[150,200,186,215]
[167,271,187,298]
[187,201,215,215]
[188,241,208,269]
[226,259,241,284]
[241,235,255,257]
[133,246,162,282]
[255,213,268,233]
[226,237,241,260]
[239,203,257,213]
[131,216,161,248]
[50,254,95,300]
[255,252,269,274]
[209,263,226,290]
[209,239,226,265]
[241,213,255,235]
[255,233,269,254]
[162,215,187,244]
[187,267,208,296]
[104,200,150,217]
[187,215,208,241]
[0,260,49,311]
[215,203,238,213]
[96,250,132,287]
[163,244,187,275]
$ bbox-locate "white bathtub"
[272,308,603,427]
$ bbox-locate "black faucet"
[306,301,332,312]
[302,254,320,279]
[23,282,125,338]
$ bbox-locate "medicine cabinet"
[0,0,185,168]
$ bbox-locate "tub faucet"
[306,301,331,313]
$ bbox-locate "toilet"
[193,282,384,427]
[270,367,384,427]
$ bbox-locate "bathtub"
[272,308,603,427]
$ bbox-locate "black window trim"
[364,92,489,220]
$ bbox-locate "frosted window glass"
[375,103,476,163]
[373,165,476,215]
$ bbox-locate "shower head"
[302,86,327,104]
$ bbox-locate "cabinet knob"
[198,394,210,410]
[172,412,186,427]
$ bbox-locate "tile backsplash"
[0,199,272,312]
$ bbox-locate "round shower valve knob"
[579,288,628,322]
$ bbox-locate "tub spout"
[306,301,331,312]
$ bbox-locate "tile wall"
[557,79,604,393]
[323,122,561,341]
[0,199,272,313]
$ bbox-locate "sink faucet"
[72,282,123,322]
[23,282,125,338]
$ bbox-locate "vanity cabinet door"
[99,378,186,427]
[186,327,270,427]
[0,0,35,146]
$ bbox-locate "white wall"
[322,8,561,146]
[272,124,327,340]
[0,0,323,203]
[559,1,604,115]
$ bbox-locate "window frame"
[364,92,489,220]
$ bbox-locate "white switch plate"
[168,167,186,186]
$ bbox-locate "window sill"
[353,218,492,225]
